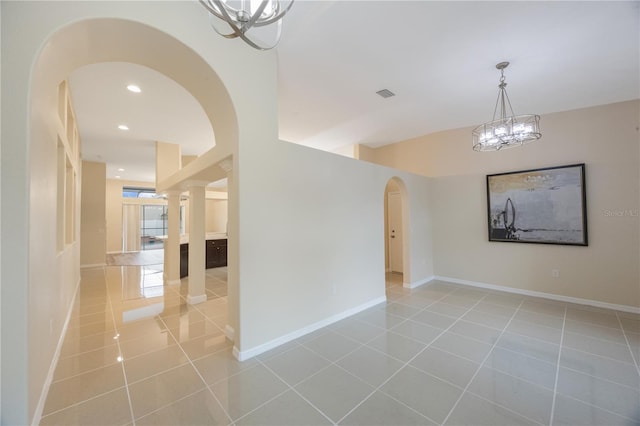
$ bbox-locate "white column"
[187,183,207,304]
[164,190,181,285]
[218,158,237,341]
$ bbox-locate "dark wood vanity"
[180,238,227,278]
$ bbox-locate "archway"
[383,177,411,287]
[8,16,240,424]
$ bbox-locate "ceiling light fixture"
[127,84,141,93]
[118,124,129,131]
[472,62,541,152]
[199,0,295,50]
[117,168,125,172]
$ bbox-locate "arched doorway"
[4,15,240,424]
[384,177,411,287]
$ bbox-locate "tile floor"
[41,268,640,425]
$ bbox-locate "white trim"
[225,325,235,341]
[234,295,386,361]
[80,263,106,269]
[403,276,434,289]
[433,275,640,314]
[187,294,207,305]
[106,250,121,254]
[32,277,81,426]
[232,346,242,361]
[162,273,181,286]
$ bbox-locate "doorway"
[388,191,403,273]
[384,177,409,287]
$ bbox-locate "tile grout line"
[548,304,567,426]
[553,390,639,422]
[440,298,526,426]
[156,311,235,425]
[245,284,461,425]
[104,267,138,426]
[451,390,545,426]
[304,285,465,425]
[39,387,131,419]
[614,311,640,376]
[335,288,494,425]
[553,364,640,391]
[252,360,338,426]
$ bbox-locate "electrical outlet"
[551,269,560,278]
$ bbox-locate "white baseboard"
[234,295,387,361]
[187,294,208,305]
[166,279,181,286]
[32,277,81,425]
[80,263,106,269]
[225,325,235,341]
[433,275,640,314]
[232,346,242,361]
[403,276,434,289]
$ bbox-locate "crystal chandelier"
[472,62,541,151]
[199,0,295,50]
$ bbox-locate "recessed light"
[118,124,129,131]
[115,175,121,179]
[127,84,141,93]
[117,168,125,172]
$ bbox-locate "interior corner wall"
[80,161,106,266]
[205,199,227,233]
[238,137,434,355]
[371,100,640,309]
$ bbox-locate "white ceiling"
[70,62,216,183]
[69,1,640,182]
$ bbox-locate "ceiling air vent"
[376,89,395,99]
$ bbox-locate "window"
[140,205,166,250]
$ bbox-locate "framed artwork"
[486,163,588,246]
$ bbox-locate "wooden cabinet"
[206,239,228,268]
[180,243,189,278]
[180,238,227,278]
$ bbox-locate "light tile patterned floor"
[41,268,640,425]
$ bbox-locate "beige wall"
[156,141,181,183]
[237,136,434,358]
[367,100,640,309]
[80,161,106,266]
[206,199,227,233]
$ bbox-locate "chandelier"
[472,62,541,151]
[199,0,295,50]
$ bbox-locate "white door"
[388,192,403,273]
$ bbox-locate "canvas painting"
[486,164,588,245]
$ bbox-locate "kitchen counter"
[180,232,227,244]
[159,232,227,245]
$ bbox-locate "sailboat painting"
[486,164,588,246]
